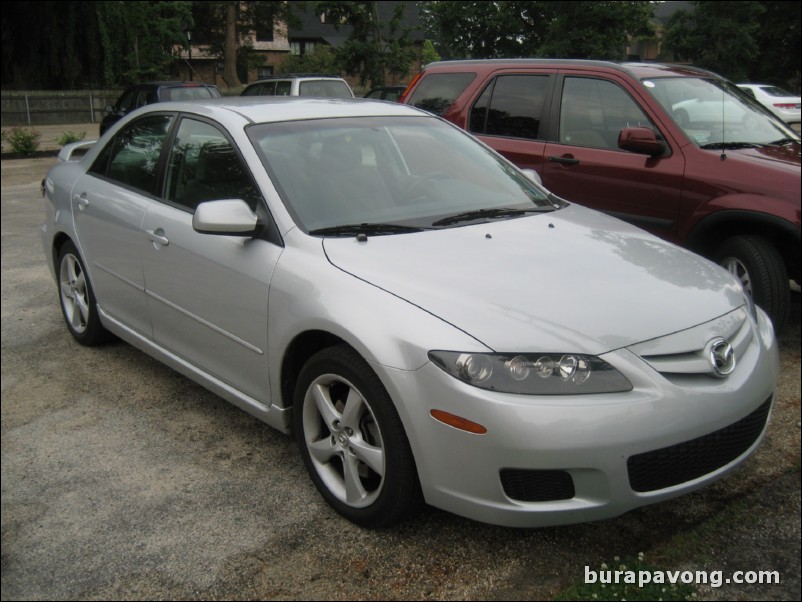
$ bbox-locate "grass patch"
[555,554,696,601]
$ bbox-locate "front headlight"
[428,351,632,395]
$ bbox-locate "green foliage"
[1,1,193,88]
[537,2,654,59]
[313,1,417,87]
[421,40,441,66]
[2,127,41,156]
[279,46,340,75]
[665,1,765,83]
[664,1,801,89]
[554,554,696,601]
[419,1,653,60]
[56,131,87,147]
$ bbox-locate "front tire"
[715,235,789,332]
[57,241,112,346]
[294,345,421,527]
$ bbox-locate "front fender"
[267,238,488,375]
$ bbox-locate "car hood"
[726,142,801,169]
[322,205,744,354]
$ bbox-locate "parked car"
[99,81,221,135]
[364,86,406,102]
[402,60,801,331]
[42,97,778,529]
[241,74,354,98]
[737,83,801,124]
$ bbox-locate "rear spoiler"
[58,139,97,163]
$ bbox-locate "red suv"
[402,60,801,330]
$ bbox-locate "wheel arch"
[685,210,801,282]
[280,330,348,413]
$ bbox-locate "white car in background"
[738,83,801,124]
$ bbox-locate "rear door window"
[407,72,476,115]
[470,75,549,139]
[89,114,174,196]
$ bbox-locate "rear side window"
[470,75,549,139]
[89,115,174,196]
[299,80,353,98]
[243,82,276,96]
[407,72,476,115]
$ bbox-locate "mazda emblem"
[708,338,736,377]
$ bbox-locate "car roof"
[246,74,345,83]
[420,59,722,81]
[140,96,427,124]
[130,81,218,88]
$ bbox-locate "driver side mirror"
[193,199,260,236]
[618,127,666,157]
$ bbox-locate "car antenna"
[720,85,727,161]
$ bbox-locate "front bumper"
[376,308,779,528]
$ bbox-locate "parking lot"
[1,154,799,600]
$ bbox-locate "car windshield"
[248,116,554,233]
[644,77,798,147]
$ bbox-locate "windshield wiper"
[431,207,552,227]
[700,141,766,150]
[308,223,428,237]
[769,137,799,146]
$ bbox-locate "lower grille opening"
[628,397,772,493]
[500,469,575,502]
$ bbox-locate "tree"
[190,1,297,90]
[537,1,654,59]
[1,1,192,88]
[664,1,765,83]
[664,1,801,90]
[313,1,418,87]
[279,45,340,74]
[419,1,653,60]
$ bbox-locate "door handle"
[547,155,580,166]
[72,193,89,210]
[145,229,170,246]
[547,155,581,166]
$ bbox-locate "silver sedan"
[41,97,779,528]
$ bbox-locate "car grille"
[627,397,772,492]
[500,469,575,502]
[628,307,751,378]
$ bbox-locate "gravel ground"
[1,152,799,601]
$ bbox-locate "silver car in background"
[41,98,779,528]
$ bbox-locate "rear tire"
[57,241,113,346]
[715,235,789,332]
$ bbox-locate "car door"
[541,74,686,239]
[141,116,282,404]
[72,113,175,337]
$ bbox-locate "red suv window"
[470,75,550,139]
[406,72,476,115]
